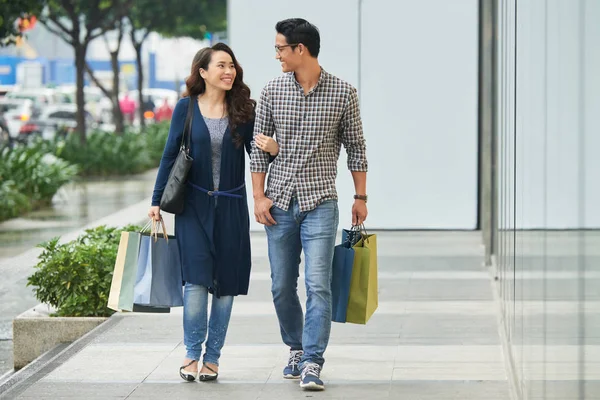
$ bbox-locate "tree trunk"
[110,51,125,134]
[134,43,144,129]
[74,44,87,145]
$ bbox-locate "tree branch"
[40,17,73,45]
[115,19,125,53]
[128,17,150,48]
[87,23,114,44]
[84,63,112,99]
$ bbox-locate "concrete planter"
[12,304,107,370]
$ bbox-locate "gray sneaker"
[283,350,303,379]
[300,362,324,391]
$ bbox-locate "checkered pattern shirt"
[250,69,368,212]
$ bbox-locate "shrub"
[27,224,142,317]
[0,180,30,221]
[0,143,78,221]
[143,121,170,161]
[54,123,169,176]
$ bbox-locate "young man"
[250,18,368,391]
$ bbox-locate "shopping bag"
[345,230,378,324]
[108,220,183,312]
[133,219,184,309]
[331,226,374,323]
[331,243,355,323]
[108,230,142,312]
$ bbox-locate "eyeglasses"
[274,44,299,54]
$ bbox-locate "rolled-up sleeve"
[250,86,275,173]
[340,87,368,172]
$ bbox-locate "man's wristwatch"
[354,194,368,202]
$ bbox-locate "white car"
[5,88,67,107]
[54,85,107,123]
[0,98,40,138]
[17,104,97,142]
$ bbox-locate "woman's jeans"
[183,283,234,366]
[265,198,339,368]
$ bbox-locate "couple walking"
[148,18,368,392]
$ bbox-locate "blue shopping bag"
[331,228,363,323]
[132,220,184,309]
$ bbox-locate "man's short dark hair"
[275,18,320,57]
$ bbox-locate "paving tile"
[126,382,264,399]
[388,381,510,399]
[392,362,506,381]
[41,344,177,383]
[15,382,135,399]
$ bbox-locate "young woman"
[148,43,278,382]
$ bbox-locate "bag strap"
[180,96,195,153]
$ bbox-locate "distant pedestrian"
[119,93,135,125]
[155,97,174,122]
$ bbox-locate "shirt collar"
[289,67,328,95]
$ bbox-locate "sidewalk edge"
[0,314,123,399]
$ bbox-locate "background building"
[229,0,480,231]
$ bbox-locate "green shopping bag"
[107,230,142,312]
[345,231,378,324]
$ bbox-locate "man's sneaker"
[283,350,303,379]
[300,362,324,391]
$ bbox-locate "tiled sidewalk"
[3,232,511,399]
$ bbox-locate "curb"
[0,314,123,399]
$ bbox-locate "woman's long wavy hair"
[183,43,255,147]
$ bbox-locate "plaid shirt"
[250,69,368,212]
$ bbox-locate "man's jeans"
[183,283,234,366]
[265,198,339,367]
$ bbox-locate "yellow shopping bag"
[345,232,378,324]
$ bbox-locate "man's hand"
[351,200,368,226]
[254,196,276,226]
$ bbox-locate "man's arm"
[340,87,368,225]
[251,86,277,226]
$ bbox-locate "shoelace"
[301,362,321,379]
[288,350,303,367]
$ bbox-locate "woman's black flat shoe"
[179,360,198,382]
[199,363,218,382]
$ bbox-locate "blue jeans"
[265,198,339,367]
[183,283,234,366]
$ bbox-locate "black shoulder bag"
[159,97,194,214]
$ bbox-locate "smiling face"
[199,50,237,91]
[275,33,302,73]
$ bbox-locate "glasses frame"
[274,43,300,54]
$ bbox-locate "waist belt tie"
[188,182,245,199]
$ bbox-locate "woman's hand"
[148,206,162,221]
[255,134,279,156]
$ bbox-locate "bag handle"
[180,96,195,153]
[142,218,169,242]
[151,219,169,242]
[350,223,370,244]
[140,219,153,233]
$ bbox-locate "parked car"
[5,88,68,107]
[0,98,40,139]
[55,85,107,123]
[17,104,96,142]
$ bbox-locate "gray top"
[203,116,229,190]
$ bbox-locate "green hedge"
[54,122,169,176]
[0,144,79,221]
[27,224,142,317]
[0,123,169,221]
